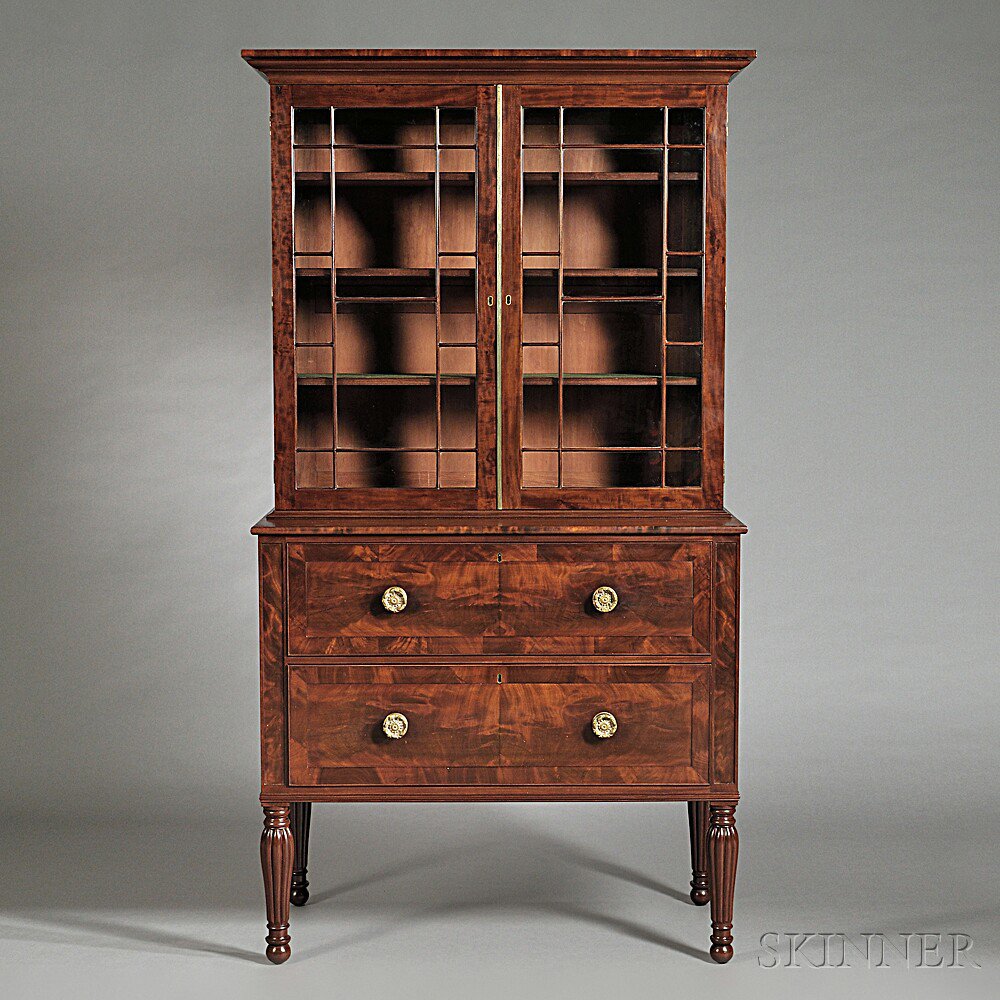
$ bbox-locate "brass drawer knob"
[591,586,618,613]
[382,712,409,739]
[381,586,408,613]
[592,711,618,739]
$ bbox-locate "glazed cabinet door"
[273,84,497,509]
[500,85,726,509]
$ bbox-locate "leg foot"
[687,801,710,905]
[290,802,312,906]
[261,804,293,964]
[708,803,738,964]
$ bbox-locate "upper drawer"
[496,541,711,655]
[287,542,501,655]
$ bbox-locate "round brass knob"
[592,711,618,739]
[382,712,408,739]
[381,586,408,613]
[591,586,618,613]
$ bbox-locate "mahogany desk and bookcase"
[244,48,754,964]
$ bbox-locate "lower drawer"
[286,663,708,786]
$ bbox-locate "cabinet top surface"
[251,509,747,536]
[242,48,756,82]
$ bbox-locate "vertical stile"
[329,106,338,487]
[496,85,503,509]
[434,107,442,488]
[290,107,299,488]
[556,106,565,487]
[660,106,669,486]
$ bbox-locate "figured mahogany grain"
[500,676,708,782]
[287,670,500,782]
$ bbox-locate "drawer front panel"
[288,665,500,784]
[499,668,709,783]
[495,541,711,655]
[287,542,501,655]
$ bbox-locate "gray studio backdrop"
[1,0,997,945]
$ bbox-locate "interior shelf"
[522,374,698,386]
[522,446,700,453]
[296,171,477,185]
[298,374,476,386]
[522,171,700,184]
[522,267,701,279]
[295,267,476,278]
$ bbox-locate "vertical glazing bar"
[557,106,565,488]
[660,106,669,486]
[289,106,300,488]
[434,106,442,488]
[329,106,338,486]
[496,85,503,509]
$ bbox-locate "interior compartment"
[667,107,705,145]
[563,302,661,374]
[337,302,436,374]
[562,107,664,145]
[294,274,332,345]
[666,265,703,342]
[665,385,702,448]
[564,185,661,268]
[667,149,704,252]
[562,384,661,448]
[334,107,435,146]
[294,177,331,254]
[561,450,661,487]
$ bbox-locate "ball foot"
[266,943,291,965]
[710,943,733,964]
[690,886,710,906]
[290,881,310,907]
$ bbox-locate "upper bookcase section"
[242,49,756,86]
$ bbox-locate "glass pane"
[292,104,478,491]
[668,108,704,145]
[335,108,435,145]
[563,108,663,145]
[667,149,703,252]
[666,257,703,342]
[563,302,662,375]
[563,385,661,448]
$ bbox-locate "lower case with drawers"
[253,515,745,965]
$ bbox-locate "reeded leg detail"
[687,801,711,905]
[261,804,293,964]
[707,803,738,963]
[290,802,312,906]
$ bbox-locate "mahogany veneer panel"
[288,673,499,784]
[500,674,708,782]
[498,541,711,655]
[286,542,501,655]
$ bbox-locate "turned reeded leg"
[261,804,293,964]
[290,802,312,906]
[687,801,711,905]
[707,803,738,964]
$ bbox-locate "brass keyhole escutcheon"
[382,713,408,739]
[591,586,618,613]
[592,712,618,739]
[382,586,408,613]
